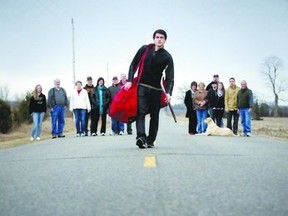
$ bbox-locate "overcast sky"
[1,0,288,104]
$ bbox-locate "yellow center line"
[144,154,157,168]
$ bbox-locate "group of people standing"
[28,29,174,150]
[29,78,68,140]
[184,75,253,137]
[29,75,134,141]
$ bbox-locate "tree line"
[0,92,33,134]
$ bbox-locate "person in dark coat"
[29,84,47,141]
[184,81,198,135]
[108,76,124,135]
[83,76,94,136]
[123,29,174,149]
[207,81,218,120]
[90,77,111,136]
[206,74,220,91]
[237,80,253,137]
[213,81,225,127]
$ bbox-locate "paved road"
[1,112,288,216]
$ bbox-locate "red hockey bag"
[109,84,138,123]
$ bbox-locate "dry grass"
[0,117,75,149]
[177,116,288,140]
[250,117,288,140]
[0,117,112,149]
[0,117,110,149]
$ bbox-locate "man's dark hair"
[153,29,167,40]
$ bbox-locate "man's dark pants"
[136,85,161,145]
[226,110,239,135]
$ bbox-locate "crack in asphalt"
[0,152,264,164]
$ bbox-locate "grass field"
[0,116,287,149]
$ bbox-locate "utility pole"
[72,18,76,87]
[107,62,109,83]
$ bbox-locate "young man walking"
[123,29,174,149]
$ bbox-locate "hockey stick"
[160,75,177,123]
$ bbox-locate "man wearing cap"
[206,74,219,91]
[83,76,94,136]
[108,76,124,135]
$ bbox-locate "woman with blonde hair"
[28,84,47,141]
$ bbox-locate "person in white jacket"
[70,81,91,136]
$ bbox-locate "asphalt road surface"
[1,112,288,216]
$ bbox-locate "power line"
[47,0,73,18]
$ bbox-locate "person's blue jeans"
[196,109,207,133]
[111,118,124,134]
[31,112,45,137]
[239,108,251,134]
[51,105,66,135]
[73,109,87,134]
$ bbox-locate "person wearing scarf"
[184,81,198,135]
[90,77,111,136]
[123,29,174,149]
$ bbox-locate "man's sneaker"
[246,132,251,137]
[136,138,146,149]
[58,134,65,138]
[101,133,105,136]
[147,143,154,148]
[36,137,41,141]
[119,131,124,135]
[81,133,85,137]
[91,133,97,136]
[76,133,80,137]
[52,135,57,139]
[30,137,34,141]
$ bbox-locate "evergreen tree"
[0,99,13,133]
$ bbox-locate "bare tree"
[176,83,190,103]
[261,56,287,117]
[0,85,10,101]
